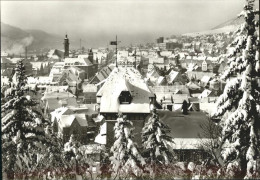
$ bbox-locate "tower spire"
[64,34,70,58]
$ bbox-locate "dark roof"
[157,110,209,138]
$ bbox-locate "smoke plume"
[6,36,34,55]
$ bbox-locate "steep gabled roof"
[97,67,154,113]
[166,70,179,83]
[199,89,212,98]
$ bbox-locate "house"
[166,70,184,85]
[89,64,115,85]
[49,62,65,82]
[186,71,215,82]
[186,81,201,93]
[146,69,160,85]
[94,122,107,145]
[96,67,155,147]
[82,83,97,104]
[200,75,212,87]
[47,49,64,60]
[149,57,164,64]
[56,67,85,94]
[157,76,166,86]
[27,76,53,93]
[30,62,50,76]
[157,110,211,163]
[202,60,208,71]
[41,91,76,117]
[64,57,98,79]
[198,89,218,103]
[51,107,97,144]
[171,94,190,111]
[117,50,129,58]
[78,144,105,163]
[159,93,174,111]
[218,61,228,74]
[209,78,220,91]
[139,56,149,70]
[188,97,200,111]
[160,51,173,57]
[45,86,69,93]
[93,51,107,65]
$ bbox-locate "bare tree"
[197,115,224,167]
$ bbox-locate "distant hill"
[212,16,244,30]
[183,16,243,37]
[183,14,258,37]
[1,22,31,54]
[1,22,30,39]
[1,22,63,55]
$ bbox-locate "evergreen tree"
[36,125,68,179]
[1,60,50,179]
[110,113,145,180]
[64,134,90,179]
[211,0,260,178]
[141,109,175,179]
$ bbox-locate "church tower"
[88,49,94,64]
[64,34,70,58]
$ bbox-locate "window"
[119,91,132,104]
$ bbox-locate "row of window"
[105,113,145,120]
[175,150,210,163]
[65,62,85,66]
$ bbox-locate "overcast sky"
[2,0,257,47]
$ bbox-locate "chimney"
[25,46,27,60]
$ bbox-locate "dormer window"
[119,91,132,104]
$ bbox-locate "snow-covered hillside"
[183,25,239,37]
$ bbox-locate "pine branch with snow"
[1,60,59,179]
[141,109,175,179]
[63,134,90,178]
[211,0,260,178]
[110,113,145,179]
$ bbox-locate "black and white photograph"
[1,0,259,179]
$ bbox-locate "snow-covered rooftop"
[64,58,92,66]
[27,76,52,84]
[94,122,107,145]
[41,91,76,101]
[199,89,212,99]
[200,75,211,83]
[51,107,88,128]
[97,67,154,113]
[187,82,201,90]
[170,138,211,149]
[167,70,179,83]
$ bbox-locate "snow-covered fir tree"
[36,125,68,179]
[63,134,90,179]
[211,0,260,178]
[141,109,174,179]
[110,113,146,180]
[1,60,51,179]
